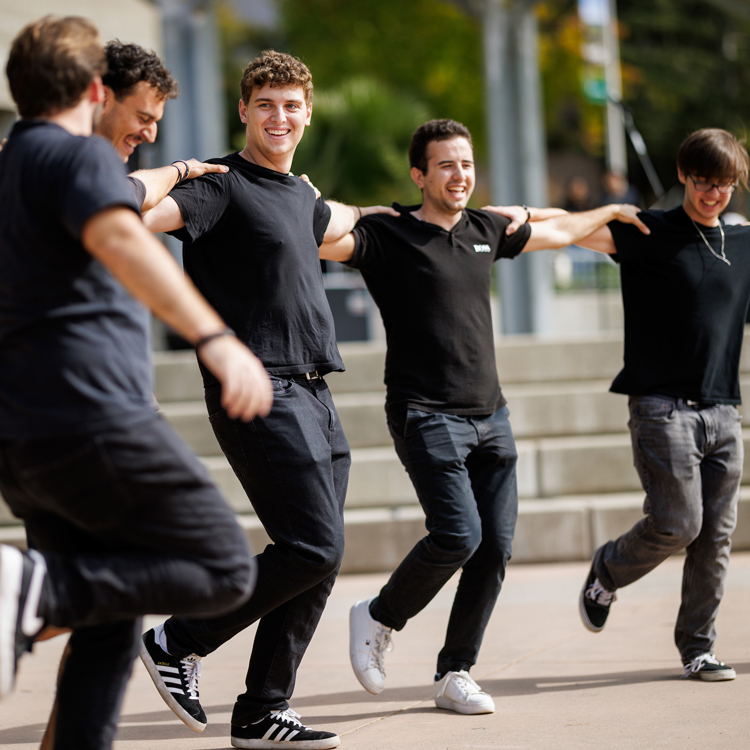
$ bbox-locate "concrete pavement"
[2,552,750,749]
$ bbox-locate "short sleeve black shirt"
[168,153,343,384]
[0,121,150,437]
[347,204,531,417]
[609,205,750,403]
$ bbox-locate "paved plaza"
[2,552,749,749]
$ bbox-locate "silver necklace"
[691,217,730,266]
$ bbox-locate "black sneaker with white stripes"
[0,546,47,699]
[231,709,340,749]
[139,624,206,732]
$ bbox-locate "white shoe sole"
[434,696,495,715]
[139,639,206,732]
[349,599,384,695]
[231,734,341,749]
[690,669,736,682]
[0,547,23,699]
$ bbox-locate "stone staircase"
[3,331,750,573]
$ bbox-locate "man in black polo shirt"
[140,50,393,749]
[320,118,647,714]
[0,16,271,750]
[498,128,749,682]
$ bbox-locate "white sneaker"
[434,670,495,715]
[349,597,392,695]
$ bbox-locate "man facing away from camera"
[0,14,272,750]
[320,118,648,714]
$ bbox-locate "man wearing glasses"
[508,128,748,682]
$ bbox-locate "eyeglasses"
[688,175,737,194]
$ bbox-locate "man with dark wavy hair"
[0,15,271,750]
[96,40,228,209]
[139,49,393,749]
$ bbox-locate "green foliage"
[617,0,750,196]
[292,78,430,206]
[278,0,485,159]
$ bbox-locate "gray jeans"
[594,396,742,662]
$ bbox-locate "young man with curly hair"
[140,50,392,749]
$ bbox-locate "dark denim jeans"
[164,376,350,725]
[594,396,742,661]
[370,406,518,675]
[0,412,254,750]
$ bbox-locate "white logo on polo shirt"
[474,244,491,253]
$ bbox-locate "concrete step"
[5,489,749,574]
[152,329,750,404]
[148,427,750,514]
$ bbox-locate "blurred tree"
[617,0,750,199]
[292,78,430,206]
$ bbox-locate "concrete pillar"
[484,0,552,335]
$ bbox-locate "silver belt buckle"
[304,370,321,381]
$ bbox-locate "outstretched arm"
[523,204,647,254]
[323,201,398,242]
[135,159,229,213]
[483,204,568,234]
[82,207,272,421]
[320,232,356,262]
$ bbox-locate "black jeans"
[0,412,254,750]
[371,406,518,676]
[164,376,350,725]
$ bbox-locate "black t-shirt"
[127,175,147,209]
[347,204,531,418]
[610,205,750,403]
[168,152,343,384]
[0,121,150,437]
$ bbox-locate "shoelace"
[681,652,721,680]
[368,627,393,671]
[436,670,483,699]
[269,708,305,728]
[181,655,202,700]
[585,579,617,606]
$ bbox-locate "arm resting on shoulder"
[523,204,648,254]
[132,159,229,213]
[323,201,399,242]
[482,204,569,234]
[81,207,272,420]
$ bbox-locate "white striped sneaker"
[231,708,340,749]
[139,624,206,732]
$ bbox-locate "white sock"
[154,622,170,654]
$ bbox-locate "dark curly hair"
[240,50,313,105]
[409,119,473,174]
[103,40,178,101]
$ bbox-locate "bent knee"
[651,516,702,548]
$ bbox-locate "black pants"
[372,406,518,675]
[0,412,254,750]
[164,376,350,725]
